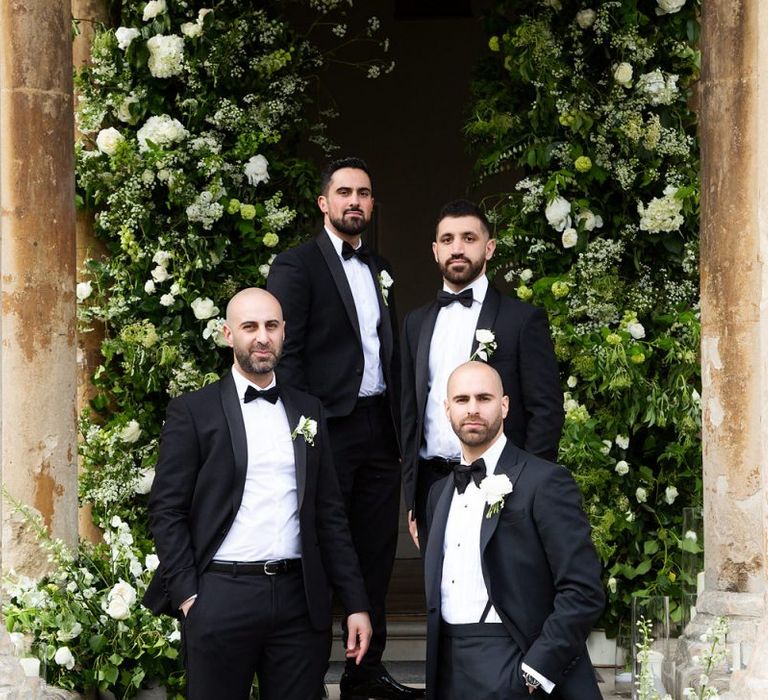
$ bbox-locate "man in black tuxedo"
[144,288,372,700]
[267,158,422,700]
[401,199,564,549]
[424,361,604,699]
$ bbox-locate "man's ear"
[317,194,328,214]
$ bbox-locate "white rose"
[110,580,137,606]
[143,0,167,21]
[479,474,513,504]
[160,293,175,307]
[684,530,697,542]
[564,398,579,413]
[129,558,143,578]
[169,629,181,642]
[144,279,156,294]
[519,268,533,283]
[259,263,271,279]
[119,420,142,443]
[576,9,596,28]
[656,0,686,15]
[198,8,213,22]
[627,321,646,339]
[115,27,140,50]
[146,34,185,79]
[244,154,270,187]
[615,460,629,476]
[96,127,124,156]
[152,249,172,266]
[545,196,571,231]
[475,329,495,345]
[151,265,170,282]
[145,553,160,572]
[105,596,131,620]
[203,318,229,347]
[54,646,75,669]
[608,577,617,594]
[181,22,202,38]
[665,485,679,504]
[170,282,181,296]
[600,440,612,455]
[615,434,629,450]
[136,468,155,495]
[635,487,648,503]
[613,62,633,87]
[379,269,394,288]
[566,375,578,388]
[76,281,93,301]
[561,227,578,249]
[577,210,603,231]
[116,94,140,124]
[191,297,219,320]
[56,622,82,642]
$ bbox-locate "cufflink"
[522,671,541,690]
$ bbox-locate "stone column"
[690,0,768,697]
[0,0,78,575]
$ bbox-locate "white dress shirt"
[213,367,302,562]
[441,433,554,694]
[325,228,385,397]
[421,275,488,459]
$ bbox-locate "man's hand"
[407,510,419,550]
[179,596,196,617]
[345,612,372,665]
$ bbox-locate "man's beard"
[235,344,280,375]
[451,413,503,448]
[330,209,369,236]
[439,255,486,286]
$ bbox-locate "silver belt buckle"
[263,559,281,575]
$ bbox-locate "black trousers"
[436,623,535,700]
[327,396,400,673]
[182,568,330,700]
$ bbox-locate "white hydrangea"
[186,190,224,230]
[147,34,185,79]
[637,70,679,106]
[638,185,684,232]
[137,114,188,152]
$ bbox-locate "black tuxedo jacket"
[424,442,605,700]
[267,231,400,436]
[400,285,564,511]
[143,373,369,629]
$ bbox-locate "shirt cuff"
[521,662,555,694]
[179,594,197,610]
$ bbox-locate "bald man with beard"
[423,362,604,699]
[144,289,371,700]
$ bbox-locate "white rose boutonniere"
[379,270,393,306]
[470,329,497,361]
[480,474,513,518]
[291,415,318,446]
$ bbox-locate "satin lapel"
[479,441,527,555]
[471,284,501,358]
[424,478,455,607]
[365,255,394,368]
[415,303,440,415]
[219,373,248,518]
[316,233,362,346]
[280,389,307,510]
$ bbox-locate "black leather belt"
[207,559,301,576]
[356,392,387,408]
[422,457,461,476]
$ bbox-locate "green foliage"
[469,0,701,634]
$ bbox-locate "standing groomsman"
[400,199,564,549]
[268,158,423,700]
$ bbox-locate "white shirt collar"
[442,273,489,305]
[461,433,507,475]
[325,227,362,258]
[230,365,277,403]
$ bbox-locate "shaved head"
[446,361,504,399]
[226,287,283,325]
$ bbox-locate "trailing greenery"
[3,1,390,695]
[467,0,701,635]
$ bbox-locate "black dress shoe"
[339,668,425,700]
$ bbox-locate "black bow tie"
[341,240,370,263]
[244,385,280,404]
[453,459,487,495]
[437,289,473,308]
